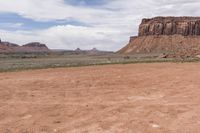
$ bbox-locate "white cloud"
[0,24,129,50]
[0,0,200,51]
[0,0,110,22]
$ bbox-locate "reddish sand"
[1,63,200,133]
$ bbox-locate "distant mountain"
[74,48,113,55]
[75,48,82,52]
[22,42,49,52]
[0,39,113,54]
[0,40,50,53]
[51,47,113,55]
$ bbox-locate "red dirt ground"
[1,63,200,133]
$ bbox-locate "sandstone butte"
[0,40,49,53]
[118,17,200,57]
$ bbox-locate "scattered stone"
[152,124,160,128]
[22,115,32,120]
[158,53,168,58]
[195,55,200,58]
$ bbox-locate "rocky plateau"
[119,17,200,57]
[0,40,50,53]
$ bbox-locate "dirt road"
[1,63,200,133]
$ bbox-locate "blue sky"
[0,13,89,30]
[0,0,105,31]
[0,0,199,50]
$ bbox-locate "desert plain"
[0,63,200,133]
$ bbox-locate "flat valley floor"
[1,63,200,133]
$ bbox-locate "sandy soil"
[1,63,200,133]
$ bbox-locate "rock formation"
[139,17,200,36]
[73,47,112,55]
[0,40,49,53]
[22,42,49,52]
[119,17,200,57]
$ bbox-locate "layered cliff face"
[119,17,200,57]
[139,17,200,36]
